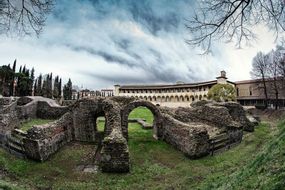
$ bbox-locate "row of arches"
[131,94,208,102]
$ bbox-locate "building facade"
[114,70,285,108]
[236,78,285,108]
[72,89,114,100]
[114,71,235,107]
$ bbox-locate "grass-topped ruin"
[0,96,258,174]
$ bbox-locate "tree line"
[251,45,285,109]
[0,60,73,100]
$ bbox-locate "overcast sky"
[0,0,281,90]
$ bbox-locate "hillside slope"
[202,119,285,190]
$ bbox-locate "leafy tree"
[16,71,30,96]
[0,65,14,96]
[187,0,285,53]
[208,84,236,102]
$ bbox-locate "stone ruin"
[0,96,258,173]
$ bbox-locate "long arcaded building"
[114,71,235,107]
[114,70,285,108]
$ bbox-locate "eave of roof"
[119,80,236,90]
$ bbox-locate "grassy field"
[20,119,54,131]
[0,107,284,189]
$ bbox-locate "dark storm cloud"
[45,0,202,87]
[0,0,277,89]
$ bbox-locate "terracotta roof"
[235,77,284,84]
[119,80,235,90]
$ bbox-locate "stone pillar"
[100,128,130,173]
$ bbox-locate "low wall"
[36,101,69,119]
[161,114,210,158]
[0,101,20,138]
[23,112,73,161]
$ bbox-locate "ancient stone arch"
[166,96,170,102]
[72,99,122,142]
[185,95,190,102]
[175,95,179,102]
[121,100,163,140]
[161,96,166,102]
[157,96,161,102]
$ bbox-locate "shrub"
[208,84,236,102]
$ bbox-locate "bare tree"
[186,0,285,53]
[276,45,285,81]
[250,52,269,108]
[268,50,283,110]
[0,0,54,36]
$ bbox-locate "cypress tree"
[42,74,48,97]
[29,68,35,96]
[34,79,38,96]
[12,60,16,72]
[47,73,53,98]
[53,75,59,99]
[58,78,62,98]
[37,74,43,96]
[63,78,72,100]
[10,59,16,96]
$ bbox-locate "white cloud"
[0,0,281,90]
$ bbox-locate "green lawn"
[0,107,284,189]
[20,119,54,131]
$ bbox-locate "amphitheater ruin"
[0,96,257,173]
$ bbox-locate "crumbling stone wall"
[72,98,106,142]
[160,114,210,158]
[1,96,258,173]
[213,102,254,132]
[36,101,69,119]
[16,97,38,120]
[23,112,73,161]
[100,99,129,172]
[0,101,19,143]
[160,102,246,145]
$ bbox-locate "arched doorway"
[127,106,154,140]
[121,100,163,140]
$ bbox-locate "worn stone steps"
[209,132,230,155]
[4,130,27,158]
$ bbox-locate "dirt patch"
[0,169,8,179]
[247,108,285,126]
